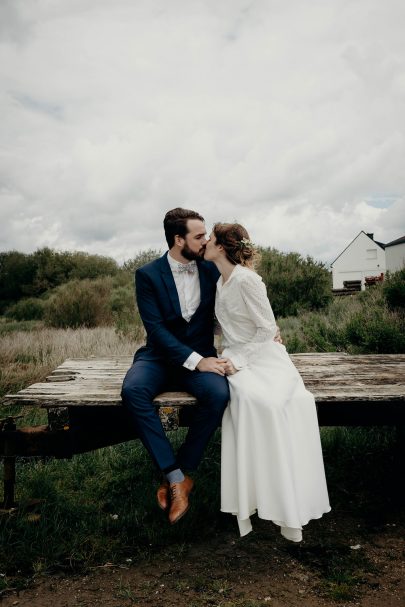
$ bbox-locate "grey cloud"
[11,92,64,120]
[0,0,404,263]
[0,0,32,44]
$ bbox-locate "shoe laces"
[170,484,179,500]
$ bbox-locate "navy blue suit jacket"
[134,252,220,366]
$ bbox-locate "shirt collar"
[167,252,198,273]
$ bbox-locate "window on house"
[366,249,377,259]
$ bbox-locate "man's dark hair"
[163,208,205,248]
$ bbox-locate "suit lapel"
[197,261,209,308]
[159,253,182,317]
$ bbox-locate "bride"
[204,222,331,541]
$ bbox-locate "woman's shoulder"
[234,265,263,285]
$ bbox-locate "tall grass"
[279,286,404,354]
[0,326,135,423]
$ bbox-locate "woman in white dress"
[204,223,331,541]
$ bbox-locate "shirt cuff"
[183,351,203,371]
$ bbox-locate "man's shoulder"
[136,254,167,276]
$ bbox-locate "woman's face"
[204,232,221,261]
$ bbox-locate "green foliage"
[44,277,114,328]
[258,247,332,317]
[280,284,405,354]
[122,248,161,273]
[383,267,405,309]
[0,319,41,335]
[5,298,45,321]
[0,247,119,306]
[0,251,37,310]
[344,310,404,353]
[110,283,145,341]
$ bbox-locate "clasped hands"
[196,327,283,376]
[196,356,237,376]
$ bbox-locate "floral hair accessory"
[239,237,254,250]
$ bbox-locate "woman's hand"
[274,326,283,344]
[220,357,238,375]
[196,357,227,375]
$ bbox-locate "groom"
[121,208,229,525]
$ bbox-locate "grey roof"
[385,235,405,247]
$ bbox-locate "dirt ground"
[2,511,404,607]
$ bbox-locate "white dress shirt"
[167,252,203,370]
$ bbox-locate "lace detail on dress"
[215,267,277,370]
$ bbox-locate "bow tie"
[173,261,198,274]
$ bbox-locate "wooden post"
[1,417,17,509]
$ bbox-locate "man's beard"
[181,242,205,261]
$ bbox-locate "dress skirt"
[220,340,331,536]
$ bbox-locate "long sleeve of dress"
[222,271,278,370]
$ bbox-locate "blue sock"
[165,468,185,484]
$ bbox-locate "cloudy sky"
[1,0,404,264]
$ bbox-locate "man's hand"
[196,357,227,375]
[274,326,283,344]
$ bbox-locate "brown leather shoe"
[156,480,170,511]
[168,476,194,524]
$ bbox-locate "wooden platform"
[1,353,404,508]
[3,353,405,428]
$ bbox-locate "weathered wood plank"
[3,354,405,408]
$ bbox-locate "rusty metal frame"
[2,397,405,510]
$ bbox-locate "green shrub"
[0,247,119,306]
[383,267,405,309]
[344,309,405,353]
[44,277,113,328]
[280,283,405,354]
[110,283,145,341]
[122,249,161,273]
[5,298,45,321]
[258,247,332,317]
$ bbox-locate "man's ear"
[174,234,184,247]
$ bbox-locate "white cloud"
[1,0,404,263]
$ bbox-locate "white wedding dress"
[217,264,331,538]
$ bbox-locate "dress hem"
[220,506,332,530]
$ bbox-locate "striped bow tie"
[173,262,198,274]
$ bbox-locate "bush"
[110,284,145,341]
[5,298,45,321]
[344,309,405,353]
[44,277,113,328]
[258,247,332,317]
[0,248,119,307]
[279,283,405,354]
[122,249,161,273]
[383,267,405,309]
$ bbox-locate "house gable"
[331,231,385,267]
[331,231,386,290]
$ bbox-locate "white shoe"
[237,516,253,537]
[281,526,302,542]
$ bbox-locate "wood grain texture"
[3,353,405,408]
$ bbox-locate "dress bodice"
[215,264,278,369]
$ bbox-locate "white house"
[331,232,386,290]
[385,236,405,273]
[331,231,405,291]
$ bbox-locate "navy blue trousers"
[121,359,230,472]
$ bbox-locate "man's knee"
[203,376,230,412]
[121,374,154,410]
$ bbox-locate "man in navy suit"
[121,208,230,524]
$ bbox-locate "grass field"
[0,320,404,603]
